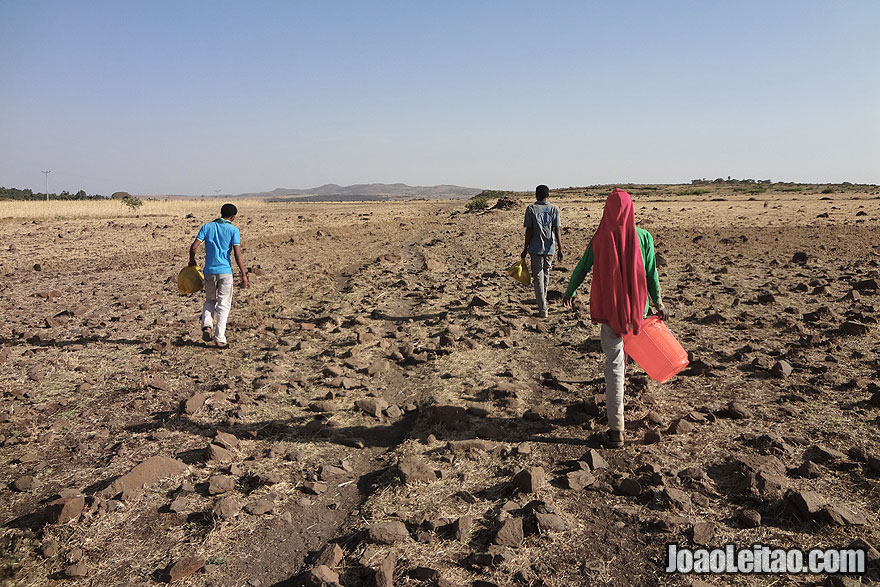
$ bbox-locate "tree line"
[0,186,106,200]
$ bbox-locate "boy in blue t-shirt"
[521,185,563,317]
[189,203,249,347]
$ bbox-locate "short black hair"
[220,203,237,218]
[536,185,550,200]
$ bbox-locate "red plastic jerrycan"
[622,316,689,383]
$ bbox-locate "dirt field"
[1,183,879,587]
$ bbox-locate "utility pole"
[41,170,51,201]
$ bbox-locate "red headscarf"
[589,188,648,336]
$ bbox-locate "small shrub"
[466,196,489,211]
[121,195,143,210]
[676,188,710,196]
[821,187,834,194]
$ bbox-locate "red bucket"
[622,317,689,383]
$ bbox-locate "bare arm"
[232,245,249,288]
[522,227,533,259]
[553,226,563,262]
[189,239,201,266]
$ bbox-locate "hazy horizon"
[2,1,878,197]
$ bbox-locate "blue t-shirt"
[523,201,561,255]
[196,219,241,275]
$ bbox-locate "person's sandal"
[202,327,213,342]
[602,429,624,449]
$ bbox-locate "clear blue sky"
[2,1,878,196]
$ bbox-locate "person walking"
[562,188,667,448]
[189,203,249,347]
[521,184,563,318]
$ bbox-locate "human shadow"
[0,335,146,348]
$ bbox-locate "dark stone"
[45,496,85,524]
[212,496,241,520]
[644,430,662,444]
[167,557,205,582]
[618,478,642,497]
[737,509,762,528]
[208,475,235,495]
[662,487,691,510]
[786,489,825,519]
[668,418,694,434]
[12,475,36,492]
[494,517,523,547]
[690,521,716,545]
[727,401,751,419]
[566,470,596,491]
[397,457,438,484]
[535,512,566,533]
[314,543,344,568]
[793,461,822,479]
[244,496,275,515]
[368,521,410,544]
[303,565,339,587]
[512,467,545,493]
[583,449,608,470]
[840,321,870,336]
[818,503,867,526]
[808,445,847,463]
[453,515,473,541]
[771,360,793,378]
[356,397,389,418]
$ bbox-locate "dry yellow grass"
[0,198,276,220]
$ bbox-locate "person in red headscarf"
[563,188,667,448]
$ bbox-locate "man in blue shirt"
[521,185,563,317]
[189,203,249,347]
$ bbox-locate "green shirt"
[564,226,661,317]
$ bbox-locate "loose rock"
[737,509,762,528]
[45,495,85,524]
[567,470,596,491]
[771,360,793,378]
[368,520,410,544]
[690,521,716,546]
[583,449,608,471]
[168,556,205,582]
[12,475,36,492]
[212,496,241,520]
[205,444,234,463]
[494,517,524,548]
[356,397,389,418]
[512,466,545,493]
[314,543,344,568]
[208,475,235,495]
[245,496,275,515]
[102,456,187,500]
[397,457,438,484]
[213,431,239,450]
[303,565,339,587]
[727,401,751,419]
[535,512,566,533]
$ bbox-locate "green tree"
[121,195,143,210]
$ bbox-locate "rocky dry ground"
[1,184,879,587]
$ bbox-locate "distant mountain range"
[237,183,482,201]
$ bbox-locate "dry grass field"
[1,183,879,586]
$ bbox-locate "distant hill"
[237,183,482,201]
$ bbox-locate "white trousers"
[201,274,233,344]
[600,324,626,432]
